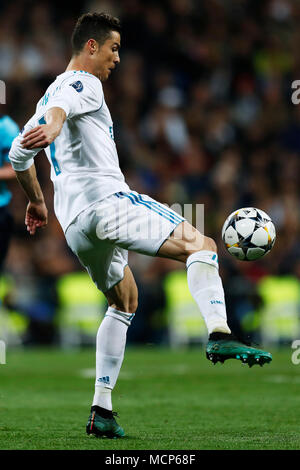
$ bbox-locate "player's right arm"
[16,165,48,235]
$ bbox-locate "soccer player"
[0,114,19,273]
[9,13,272,439]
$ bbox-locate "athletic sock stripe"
[186,260,218,270]
[115,191,180,223]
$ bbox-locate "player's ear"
[87,39,98,55]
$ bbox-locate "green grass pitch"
[0,345,299,450]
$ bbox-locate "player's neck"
[66,57,95,77]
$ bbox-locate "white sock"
[92,306,135,410]
[92,387,112,410]
[186,250,231,335]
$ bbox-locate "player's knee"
[114,297,138,315]
[127,297,138,314]
[202,236,217,253]
[182,224,217,256]
[183,235,217,261]
[127,285,138,313]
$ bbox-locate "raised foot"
[206,333,272,368]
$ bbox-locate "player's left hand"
[25,201,48,235]
[21,124,57,150]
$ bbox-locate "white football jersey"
[9,70,130,232]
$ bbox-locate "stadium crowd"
[1,0,300,345]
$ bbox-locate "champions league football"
[222,207,276,261]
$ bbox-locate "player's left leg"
[157,221,272,367]
[87,265,137,438]
[65,213,137,438]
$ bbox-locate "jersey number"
[38,117,61,175]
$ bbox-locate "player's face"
[96,31,121,81]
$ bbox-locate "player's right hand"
[25,201,48,235]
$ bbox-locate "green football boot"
[206,332,272,367]
[86,406,125,438]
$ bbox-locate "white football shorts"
[65,191,185,293]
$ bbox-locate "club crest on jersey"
[70,80,83,93]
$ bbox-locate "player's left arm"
[14,107,65,234]
[10,108,66,234]
[21,107,66,150]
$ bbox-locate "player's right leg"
[90,191,271,368]
[158,222,232,335]
[105,192,271,367]
[157,221,272,367]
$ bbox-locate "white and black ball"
[222,207,276,261]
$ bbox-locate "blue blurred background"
[1,0,300,348]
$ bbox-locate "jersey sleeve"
[9,116,41,171]
[9,74,103,172]
[44,74,103,119]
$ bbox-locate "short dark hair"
[71,12,121,55]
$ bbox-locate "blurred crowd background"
[1,0,300,348]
